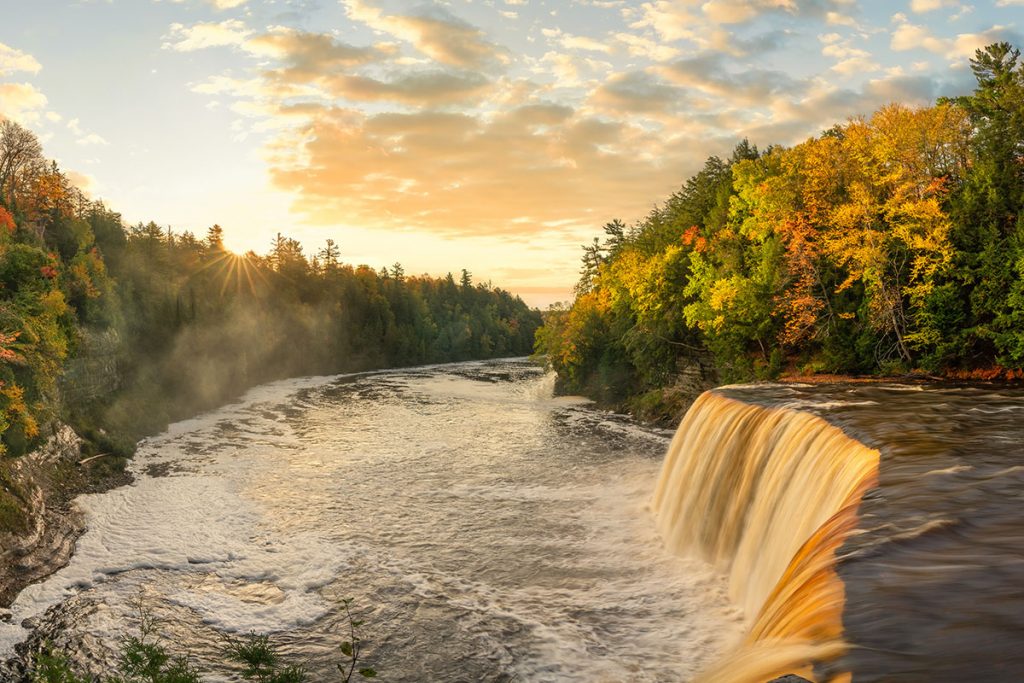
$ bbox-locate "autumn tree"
[0,119,44,208]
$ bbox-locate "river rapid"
[0,359,743,681]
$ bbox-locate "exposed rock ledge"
[0,595,114,681]
[0,425,131,609]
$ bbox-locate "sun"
[192,248,266,297]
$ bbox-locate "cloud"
[633,0,853,43]
[748,73,945,145]
[535,50,613,88]
[0,42,42,76]
[909,0,959,11]
[630,1,807,56]
[342,0,508,69]
[0,82,48,123]
[0,44,48,125]
[161,0,994,258]
[66,169,99,194]
[266,103,715,238]
[76,133,108,146]
[241,26,399,96]
[611,32,680,61]
[659,53,805,105]
[243,26,393,70]
[701,0,800,24]
[323,70,493,105]
[821,36,881,74]
[559,33,613,53]
[163,19,252,51]
[161,0,248,8]
[890,14,1020,59]
[630,2,702,42]
[591,70,685,113]
[825,11,860,27]
[198,25,492,106]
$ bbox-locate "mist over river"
[0,359,744,681]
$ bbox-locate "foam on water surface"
[1,359,742,681]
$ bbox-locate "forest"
[0,119,541,468]
[535,42,1024,420]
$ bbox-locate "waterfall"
[654,392,879,682]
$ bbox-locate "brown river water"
[711,381,1024,682]
[2,360,1022,681]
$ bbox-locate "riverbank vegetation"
[0,118,541,532]
[536,43,1024,417]
[29,598,376,682]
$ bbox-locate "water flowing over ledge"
[654,391,880,682]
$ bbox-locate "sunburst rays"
[191,249,267,298]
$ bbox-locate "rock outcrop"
[0,425,130,608]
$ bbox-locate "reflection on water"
[0,359,742,681]
[719,382,1024,682]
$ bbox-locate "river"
[0,359,743,681]
[6,360,1023,682]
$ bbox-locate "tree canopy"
[536,43,1024,418]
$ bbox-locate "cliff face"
[0,425,130,610]
[623,353,720,427]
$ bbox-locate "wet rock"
[0,426,85,609]
[1,595,115,682]
[0,424,131,608]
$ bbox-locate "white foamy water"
[1,359,742,681]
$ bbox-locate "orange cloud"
[244,27,395,74]
[342,0,508,70]
[266,104,712,238]
[0,82,48,123]
[321,71,493,105]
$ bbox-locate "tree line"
[536,43,1024,419]
[0,122,541,459]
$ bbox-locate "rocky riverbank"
[0,425,131,610]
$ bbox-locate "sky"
[1,0,1022,307]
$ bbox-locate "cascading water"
[653,391,879,682]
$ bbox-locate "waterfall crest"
[654,391,879,682]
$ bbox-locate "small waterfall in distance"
[653,392,880,682]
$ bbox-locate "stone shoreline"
[0,425,131,616]
[0,425,133,679]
